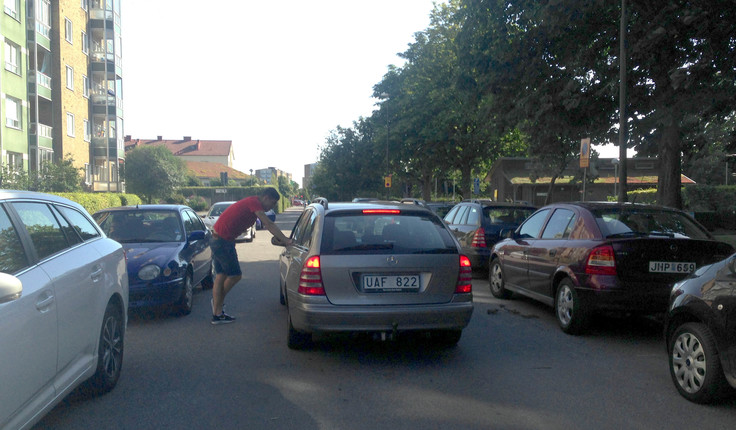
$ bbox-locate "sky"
[121,0,443,187]
[120,1,629,188]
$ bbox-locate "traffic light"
[384,175,392,188]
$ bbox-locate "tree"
[124,145,187,203]
[0,154,82,192]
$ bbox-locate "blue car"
[94,205,213,315]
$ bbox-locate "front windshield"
[96,211,183,243]
[209,204,231,217]
[593,208,710,239]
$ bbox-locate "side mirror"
[0,272,23,304]
[729,255,736,275]
[188,230,206,242]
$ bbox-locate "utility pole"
[618,0,628,202]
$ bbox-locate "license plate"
[649,261,695,273]
[361,274,420,291]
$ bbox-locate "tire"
[174,273,194,316]
[287,310,311,350]
[432,330,462,347]
[200,260,214,290]
[489,259,513,299]
[85,302,124,395]
[554,279,588,335]
[669,322,731,403]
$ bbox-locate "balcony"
[28,71,52,100]
[30,123,53,149]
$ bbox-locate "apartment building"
[2,0,123,191]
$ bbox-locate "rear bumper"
[289,294,474,334]
[465,248,491,270]
[578,276,672,314]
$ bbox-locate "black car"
[664,254,736,403]
[443,200,536,271]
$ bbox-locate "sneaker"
[211,312,235,325]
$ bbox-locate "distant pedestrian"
[210,187,293,324]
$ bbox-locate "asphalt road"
[35,207,736,429]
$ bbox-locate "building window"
[66,66,74,90]
[66,113,75,137]
[82,75,89,97]
[4,0,19,20]
[65,19,73,43]
[5,97,21,129]
[83,119,91,141]
[39,149,53,168]
[82,32,89,54]
[3,41,20,74]
[7,152,23,170]
[81,0,88,11]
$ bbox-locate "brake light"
[585,245,617,275]
[456,255,473,293]
[362,209,401,214]
[471,228,487,248]
[298,256,325,295]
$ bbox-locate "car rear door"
[526,208,577,296]
[0,204,58,428]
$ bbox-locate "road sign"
[384,175,392,188]
[580,138,591,168]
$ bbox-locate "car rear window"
[484,207,536,225]
[321,211,457,255]
[593,208,711,239]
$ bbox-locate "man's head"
[259,187,280,211]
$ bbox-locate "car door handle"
[548,250,557,257]
[36,292,55,312]
[91,265,104,283]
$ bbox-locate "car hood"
[122,242,181,271]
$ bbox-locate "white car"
[0,191,128,430]
[202,201,256,242]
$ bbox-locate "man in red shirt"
[210,187,292,324]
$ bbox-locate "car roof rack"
[313,197,328,209]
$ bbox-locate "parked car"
[203,201,256,242]
[426,201,456,219]
[0,191,128,430]
[275,198,474,349]
[443,200,537,272]
[94,205,213,315]
[489,202,735,334]
[664,253,736,403]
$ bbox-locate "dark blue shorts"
[210,238,242,276]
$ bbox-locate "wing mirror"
[188,230,206,242]
[0,272,23,304]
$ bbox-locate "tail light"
[456,255,473,293]
[471,228,487,248]
[298,255,325,295]
[585,245,617,275]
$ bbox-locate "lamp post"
[380,92,390,200]
[612,158,619,196]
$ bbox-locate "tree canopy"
[124,145,188,203]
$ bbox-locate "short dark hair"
[260,187,280,201]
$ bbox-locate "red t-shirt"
[213,196,263,241]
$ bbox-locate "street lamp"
[611,158,619,196]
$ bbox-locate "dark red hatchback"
[488,202,734,334]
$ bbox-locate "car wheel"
[174,273,194,316]
[489,259,512,299]
[669,322,731,403]
[432,329,462,347]
[85,302,124,395]
[287,309,311,350]
[200,260,214,290]
[554,279,588,335]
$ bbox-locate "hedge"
[52,192,142,215]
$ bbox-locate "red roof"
[124,136,231,157]
[185,161,249,179]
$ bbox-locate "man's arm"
[255,210,292,245]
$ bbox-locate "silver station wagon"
[276,198,474,349]
[0,191,128,430]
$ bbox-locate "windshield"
[593,208,710,239]
[208,204,232,217]
[321,212,457,255]
[96,211,183,243]
[484,207,536,225]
